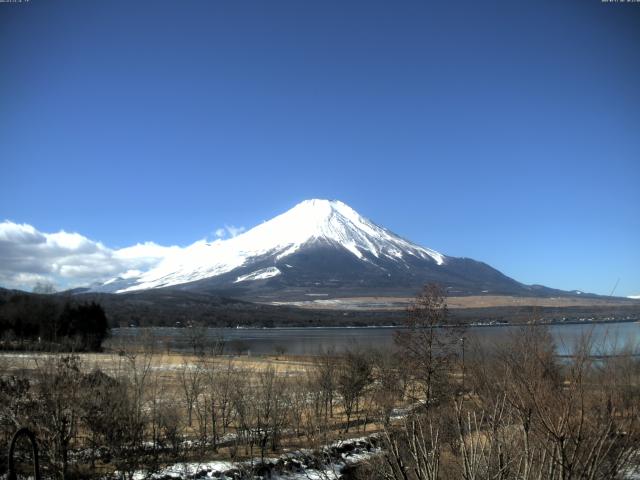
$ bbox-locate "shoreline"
[111,317,640,332]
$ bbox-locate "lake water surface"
[110,321,640,356]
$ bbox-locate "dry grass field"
[270,294,639,310]
[0,347,400,478]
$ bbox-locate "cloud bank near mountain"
[0,220,181,291]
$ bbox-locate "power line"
[610,278,620,297]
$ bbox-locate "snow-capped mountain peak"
[245,199,444,263]
[107,199,445,293]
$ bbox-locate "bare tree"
[253,365,289,462]
[463,326,640,480]
[195,354,235,452]
[217,358,238,436]
[395,283,462,405]
[381,413,442,480]
[304,367,332,447]
[179,358,203,427]
[336,349,372,433]
[184,322,209,356]
[110,343,154,479]
[314,348,337,424]
[33,355,82,479]
[229,367,254,460]
[287,378,308,438]
[371,348,406,426]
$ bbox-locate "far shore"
[110,316,640,331]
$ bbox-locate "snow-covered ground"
[122,435,381,480]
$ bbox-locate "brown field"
[0,348,398,477]
[0,351,316,378]
[269,294,638,310]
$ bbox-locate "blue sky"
[1,0,639,296]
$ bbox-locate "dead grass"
[269,294,638,310]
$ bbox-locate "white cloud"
[114,241,181,265]
[0,221,182,291]
[213,225,245,239]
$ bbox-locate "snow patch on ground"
[131,461,235,480]
[123,435,381,480]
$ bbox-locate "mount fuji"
[92,199,564,300]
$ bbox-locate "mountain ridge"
[90,199,594,301]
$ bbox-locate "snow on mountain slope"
[112,199,446,293]
[234,267,281,283]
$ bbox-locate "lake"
[109,321,640,356]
